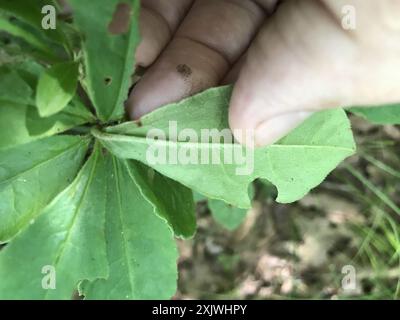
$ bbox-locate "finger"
[129,0,277,119]
[136,0,194,67]
[221,54,246,84]
[230,0,400,147]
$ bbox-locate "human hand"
[128,0,400,146]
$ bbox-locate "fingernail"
[254,111,313,147]
[127,63,198,120]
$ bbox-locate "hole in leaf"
[104,77,112,86]
[108,3,132,35]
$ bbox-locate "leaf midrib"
[43,148,99,300]
[112,157,136,299]
[94,130,355,154]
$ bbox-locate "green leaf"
[193,191,207,203]
[4,58,45,88]
[0,0,67,47]
[106,86,232,136]
[36,62,79,117]
[349,104,400,125]
[68,0,141,121]
[125,161,196,238]
[0,60,93,150]
[0,15,57,60]
[17,59,44,77]
[0,66,33,105]
[95,86,356,208]
[0,135,90,242]
[208,199,248,231]
[0,144,109,299]
[80,157,177,300]
[0,99,94,150]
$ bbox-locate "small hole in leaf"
[104,77,112,86]
[136,120,142,127]
[108,3,132,35]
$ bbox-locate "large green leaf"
[80,157,177,300]
[68,0,141,121]
[94,86,356,208]
[0,144,109,299]
[0,98,94,150]
[349,104,400,125]
[36,62,79,117]
[0,135,90,242]
[126,161,196,238]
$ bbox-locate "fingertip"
[253,111,313,146]
[229,81,313,147]
[228,81,263,145]
[127,63,191,119]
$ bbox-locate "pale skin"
[128,0,400,147]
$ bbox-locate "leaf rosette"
[2,0,393,300]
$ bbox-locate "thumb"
[229,0,360,147]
